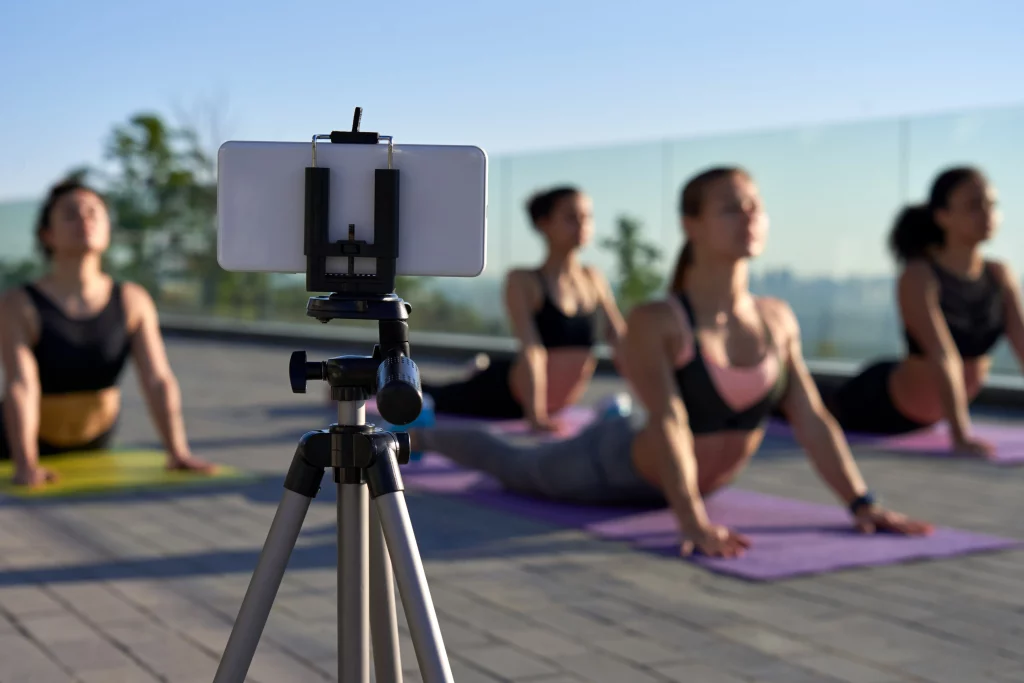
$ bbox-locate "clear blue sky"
[2,0,1023,202]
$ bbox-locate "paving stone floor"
[1,337,1022,682]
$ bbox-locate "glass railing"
[2,103,1023,376]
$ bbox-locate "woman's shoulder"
[982,257,1015,284]
[0,283,40,337]
[898,257,938,278]
[753,295,798,333]
[753,295,814,354]
[0,281,36,312]
[115,280,158,328]
[626,295,684,330]
[504,266,538,281]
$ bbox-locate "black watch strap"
[849,492,876,515]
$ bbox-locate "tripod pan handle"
[289,351,325,393]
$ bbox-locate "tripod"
[212,110,455,682]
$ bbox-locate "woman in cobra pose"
[420,186,627,432]
[825,167,1024,457]
[388,167,932,557]
[0,178,214,486]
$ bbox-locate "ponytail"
[669,241,694,292]
[888,205,943,262]
[888,166,984,263]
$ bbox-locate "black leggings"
[822,360,931,436]
[0,401,117,461]
[421,358,524,419]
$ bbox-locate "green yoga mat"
[0,449,254,499]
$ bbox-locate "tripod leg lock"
[284,430,332,498]
[365,433,406,498]
[283,427,410,499]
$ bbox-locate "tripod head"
[288,304,423,426]
[288,108,423,427]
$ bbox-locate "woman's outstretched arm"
[622,301,749,557]
[771,298,933,535]
[504,270,554,430]
[123,283,214,472]
[0,290,54,486]
[899,261,979,452]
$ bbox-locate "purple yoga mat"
[766,419,1024,465]
[365,399,596,439]
[401,453,1021,581]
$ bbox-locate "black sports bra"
[904,261,1006,359]
[533,271,599,349]
[673,294,788,435]
[24,282,133,395]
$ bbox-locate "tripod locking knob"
[289,351,325,393]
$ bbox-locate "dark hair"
[669,166,750,292]
[888,166,984,263]
[35,178,106,260]
[525,185,581,228]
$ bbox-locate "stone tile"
[20,613,98,645]
[490,628,588,659]
[0,633,76,682]
[555,652,666,683]
[791,653,903,683]
[75,665,162,683]
[5,341,1024,681]
[456,644,558,680]
[47,637,139,673]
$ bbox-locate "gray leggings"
[415,415,665,505]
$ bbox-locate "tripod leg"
[213,489,312,683]
[340,473,370,683]
[370,503,403,683]
[375,491,454,683]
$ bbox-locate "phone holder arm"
[304,108,399,297]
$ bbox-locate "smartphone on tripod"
[217,139,488,278]
[211,116,486,683]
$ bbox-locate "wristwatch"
[848,491,876,515]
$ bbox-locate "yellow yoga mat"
[0,449,255,499]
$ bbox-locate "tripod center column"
[339,398,367,426]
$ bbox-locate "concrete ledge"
[159,311,1024,409]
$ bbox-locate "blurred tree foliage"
[0,110,503,335]
[0,259,44,292]
[600,214,664,313]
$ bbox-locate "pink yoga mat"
[400,453,1021,581]
[766,419,1024,465]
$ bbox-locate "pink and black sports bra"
[668,293,788,434]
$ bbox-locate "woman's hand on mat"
[166,453,217,475]
[681,524,752,558]
[528,415,561,433]
[853,506,934,536]
[951,435,996,459]
[13,464,58,487]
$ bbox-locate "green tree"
[103,114,216,296]
[600,215,664,313]
[73,111,249,310]
[0,259,44,291]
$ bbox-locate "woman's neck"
[45,254,105,293]
[684,258,751,315]
[541,249,580,277]
[933,243,983,278]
